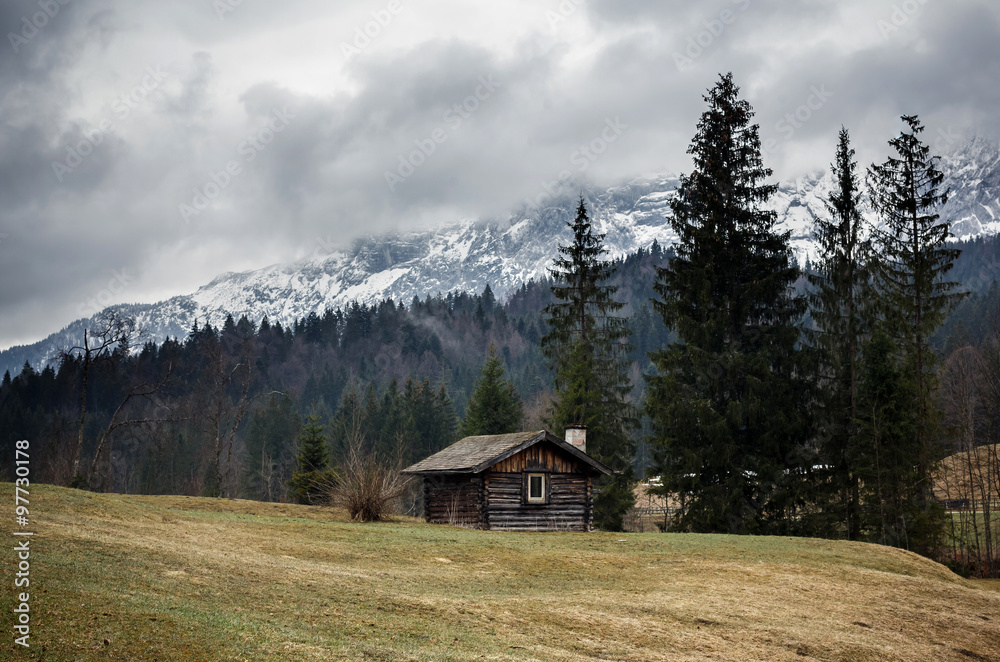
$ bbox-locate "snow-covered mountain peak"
[3,134,998,376]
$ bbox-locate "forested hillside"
[0,244,675,498]
[2,234,998,500]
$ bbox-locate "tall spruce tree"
[865,114,965,553]
[461,342,524,436]
[378,379,404,454]
[646,72,811,535]
[542,197,637,531]
[808,127,872,539]
[296,412,329,472]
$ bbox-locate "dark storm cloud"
[0,0,103,211]
[1,0,998,348]
[0,23,226,345]
[225,39,573,228]
[744,1,1000,173]
[0,0,129,341]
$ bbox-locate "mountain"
[940,134,1000,238]
[3,135,999,376]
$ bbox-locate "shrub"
[332,442,411,522]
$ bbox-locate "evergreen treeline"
[645,76,972,557]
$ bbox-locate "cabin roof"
[401,429,612,476]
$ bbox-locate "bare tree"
[198,330,280,498]
[202,334,253,498]
[260,446,276,502]
[88,364,182,492]
[971,316,1000,576]
[940,346,985,570]
[64,310,145,485]
[330,407,412,521]
[938,308,1000,577]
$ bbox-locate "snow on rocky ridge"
[3,135,999,375]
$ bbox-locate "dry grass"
[3,483,999,661]
[935,443,1000,504]
[624,480,675,533]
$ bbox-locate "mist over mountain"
[3,134,999,377]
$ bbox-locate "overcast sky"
[1,0,998,349]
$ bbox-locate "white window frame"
[526,472,546,503]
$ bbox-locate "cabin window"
[526,473,546,503]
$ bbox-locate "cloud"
[0,0,998,348]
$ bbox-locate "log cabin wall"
[484,443,593,531]
[484,473,591,531]
[423,475,484,528]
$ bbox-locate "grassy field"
[2,484,999,661]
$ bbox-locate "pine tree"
[868,115,964,383]
[461,342,524,436]
[362,383,381,448]
[298,413,329,471]
[808,127,872,539]
[646,72,811,535]
[411,379,437,460]
[289,409,336,504]
[400,378,457,462]
[542,196,636,531]
[866,114,965,553]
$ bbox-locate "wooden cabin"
[402,428,611,531]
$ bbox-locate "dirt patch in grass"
[3,483,999,661]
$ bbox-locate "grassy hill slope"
[2,484,998,661]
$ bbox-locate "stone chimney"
[565,425,587,453]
